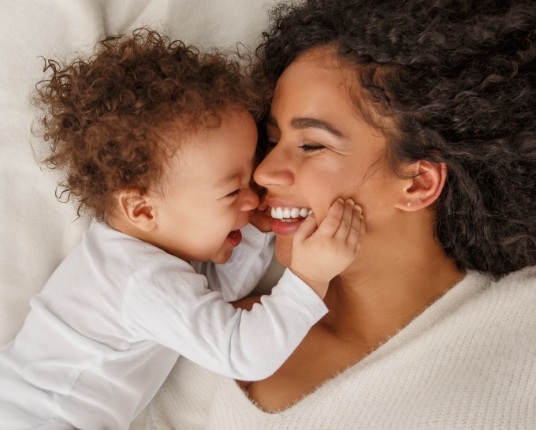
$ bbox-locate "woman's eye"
[299,143,325,152]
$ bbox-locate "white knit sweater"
[133,266,536,430]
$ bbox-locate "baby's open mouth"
[227,229,243,246]
[270,206,312,221]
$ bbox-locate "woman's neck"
[322,236,465,348]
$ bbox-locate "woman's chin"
[274,235,293,268]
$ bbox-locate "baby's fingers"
[333,199,360,242]
[313,198,345,238]
[293,213,318,243]
[345,209,365,251]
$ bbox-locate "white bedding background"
[0,0,276,346]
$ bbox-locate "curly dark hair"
[252,0,536,278]
[34,28,261,220]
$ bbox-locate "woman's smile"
[263,198,313,235]
[270,206,312,220]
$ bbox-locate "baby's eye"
[299,143,325,152]
[226,189,242,198]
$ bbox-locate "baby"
[0,29,363,429]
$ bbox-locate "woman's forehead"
[271,47,397,151]
[275,49,354,102]
[274,48,388,124]
[284,45,347,78]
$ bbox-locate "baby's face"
[150,109,259,263]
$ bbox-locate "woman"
[133,0,536,428]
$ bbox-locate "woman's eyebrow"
[291,117,343,137]
[267,115,344,138]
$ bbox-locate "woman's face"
[254,49,406,267]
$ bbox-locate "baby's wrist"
[288,267,329,299]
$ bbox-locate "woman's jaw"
[260,199,312,267]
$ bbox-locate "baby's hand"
[289,198,364,298]
[249,200,272,233]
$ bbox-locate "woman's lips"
[266,204,312,235]
[270,217,305,235]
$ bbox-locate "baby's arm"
[124,263,326,381]
[191,224,275,301]
[290,198,364,298]
[124,200,363,381]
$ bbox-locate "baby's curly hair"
[253,0,536,278]
[34,28,261,221]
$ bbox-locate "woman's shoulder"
[428,266,536,322]
[481,265,536,315]
[495,264,536,288]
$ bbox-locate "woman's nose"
[253,145,294,188]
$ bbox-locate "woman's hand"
[290,198,365,298]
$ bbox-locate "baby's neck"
[106,214,150,244]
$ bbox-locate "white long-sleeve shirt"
[0,222,327,429]
[133,266,536,430]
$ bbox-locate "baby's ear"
[116,189,156,232]
[395,160,447,211]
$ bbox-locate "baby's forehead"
[156,108,257,170]
[155,106,254,145]
[153,123,219,164]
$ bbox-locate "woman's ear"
[116,189,157,232]
[395,160,447,211]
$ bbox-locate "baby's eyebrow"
[215,172,239,188]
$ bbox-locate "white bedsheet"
[0,0,276,346]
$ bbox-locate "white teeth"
[270,206,312,220]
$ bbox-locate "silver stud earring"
[407,202,412,207]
